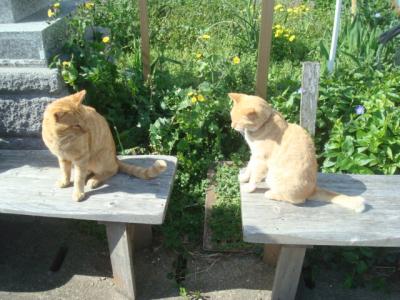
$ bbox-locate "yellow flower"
[195,53,203,59]
[102,36,110,43]
[201,34,210,40]
[62,61,71,67]
[53,2,60,8]
[274,4,283,11]
[197,94,205,102]
[232,56,240,64]
[274,24,282,29]
[275,29,284,38]
[85,2,95,9]
[191,96,198,104]
[47,9,55,18]
[288,35,296,42]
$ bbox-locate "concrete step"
[0,0,82,66]
[0,0,50,24]
[0,137,46,150]
[0,67,66,94]
[0,92,68,137]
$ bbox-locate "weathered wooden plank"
[255,0,275,99]
[271,246,306,300]
[242,173,400,247]
[106,222,136,299]
[300,62,320,136]
[0,150,177,224]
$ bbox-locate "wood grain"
[271,246,306,300]
[106,222,136,299]
[242,173,400,247]
[138,0,151,81]
[0,150,177,224]
[300,62,320,136]
[255,0,275,99]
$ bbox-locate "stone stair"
[0,0,81,149]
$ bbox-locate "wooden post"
[300,62,320,136]
[106,222,136,299]
[255,0,275,99]
[138,0,151,81]
[271,246,307,300]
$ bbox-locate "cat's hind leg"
[264,190,306,204]
[87,170,118,189]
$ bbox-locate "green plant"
[208,163,253,250]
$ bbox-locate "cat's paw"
[87,178,102,189]
[242,183,256,193]
[73,191,85,202]
[238,173,250,183]
[56,179,71,188]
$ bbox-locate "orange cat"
[229,93,365,213]
[42,90,167,201]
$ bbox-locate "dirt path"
[0,215,398,300]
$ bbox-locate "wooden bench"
[240,62,400,299]
[0,149,177,300]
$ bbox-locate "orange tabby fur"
[229,93,365,213]
[42,90,167,201]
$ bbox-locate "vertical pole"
[138,0,151,81]
[328,0,342,73]
[300,62,320,136]
[255,0,275,99]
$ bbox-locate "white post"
[328,0,342,73]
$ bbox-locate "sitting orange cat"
[229,92,365,213]
[42,90,166,201]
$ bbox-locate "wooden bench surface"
[0,150,177,224]
[241,173,400,247]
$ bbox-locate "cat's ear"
[71,90,86,106]
[54,111,65,122]
[243,107,257,119]
[228,93,242,103]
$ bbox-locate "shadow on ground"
[1,215,399,300]
[0,215,274,300]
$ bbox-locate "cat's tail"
[308,187,366,213]
[117,159,167,179]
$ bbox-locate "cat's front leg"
[242,158,268,193]
[56,158,72,188]
[73,158,89,201]
[238,162,251,183]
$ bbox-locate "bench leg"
[271,246,307,300]
[263,244,281,266]
[106,222,136,300]
[133,224,152,250]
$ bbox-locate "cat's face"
[229,93,272,132]
[43,90,87,131]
